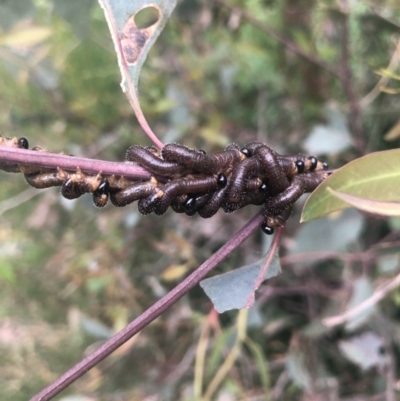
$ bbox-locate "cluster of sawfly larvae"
[0,135,329,234]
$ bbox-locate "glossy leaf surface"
[302,149,400,222]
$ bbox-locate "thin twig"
[382,329,396,401]
[323,267,400,327]
[272,370,289,400]
[339,1,366,154]
[256,283,345,307]
[30,211,264,401]
[370,6,400,30]
[280,250,369,265]
[203,309,248,401]
[214,0,342,79]
[359,39,400,109]
[281,239,400,266]
[0,187,42,216]
[194,311,213,398]
[340,393,386,401]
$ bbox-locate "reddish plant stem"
[30,211,264,401]
[0,147,151,180]
[245,225,284,307]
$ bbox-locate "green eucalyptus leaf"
[302,149,400,222]
[0,0,35,30]
[53,0,95,38]
[291,209,364,255]
[339,332,388,371]
[304,106,353,154]
[200,249,281,313]
[286,350,312,390]
[377,253,400,274]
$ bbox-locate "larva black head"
[138,195,158,215]
[295,160,305,174]
[261,223,274,235]
[96,179,110,195]
[18,137,29,149]
[259,182,268,193]
[198,149,206,155]
[93,180,109,208]
[322,162,329,170]
[184,196,198,216]
[240,147,251,158]
[308,156,318,171]
[217,173,227,188]
[61,178,85,199]
[185,196,196,210]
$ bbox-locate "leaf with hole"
[301,149,400,222]
[98,0,177,147]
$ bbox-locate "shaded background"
[1,0,400,400]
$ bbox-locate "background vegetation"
[1,0,400,400]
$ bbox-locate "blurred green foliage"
[1,1,400,400]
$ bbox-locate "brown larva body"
[0,137,330,233]
[126,145,187,178]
